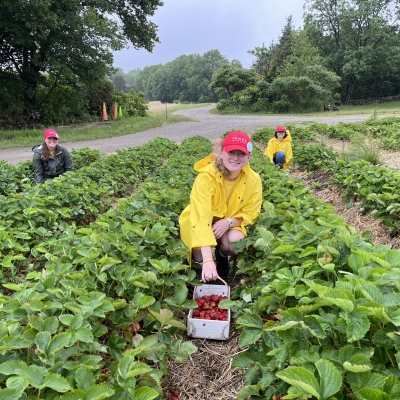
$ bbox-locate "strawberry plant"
[219,146,400,399]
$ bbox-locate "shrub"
[113,90,148,117]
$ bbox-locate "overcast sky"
[113,0,305,72]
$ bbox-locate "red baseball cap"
[221,131,253,155]
[276,126,286,132]
[44,129,59,139]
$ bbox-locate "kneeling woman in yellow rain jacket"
[179,131,262,283]
[264,125,293,171]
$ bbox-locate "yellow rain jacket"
[179,155,262,261]
[264,129,293,171]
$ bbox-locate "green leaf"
[343,353,372,373]
[84,384,115,400]
[236,314,263,329]
[130,386,161,400]
[301,316,326,339]
[322,289,354,312]
[6,376,27,391]
[174,285,188,305]
[237,384,261,400]
[72,327,94,343]
[42,374,70,392]
[316,359,341,399]
[69,315,84,330]
[348,253,364,272]
[149,308,186,329]
[276,367,320,399]
[48,332,71,353]
[239,328,263,347]
[386,250,400,267]
[60,385,114,400]
[15,365,46,386]
[2,284,22,292]
[0,360,27,375]
[302,279,331,296]
[35,331,51,352]
[118,355,134,380]
[75,367,96,390]
[344,309,372,342]
[137,295,156,310]
[0,389,23,400]
[272,244,301,254]
[356,388,390,400]
[126,364,153,379]
[170,339,197,363]
[254,227,274,250]
[265,320,299,332]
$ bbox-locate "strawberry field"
[1,121,400,399]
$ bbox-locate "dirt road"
[0,104,378,165]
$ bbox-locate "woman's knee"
[219,231,245,255]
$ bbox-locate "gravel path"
[0,104,373,166]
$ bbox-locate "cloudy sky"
[113,0,305,72]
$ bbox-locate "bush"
[37,84,91,125]
[113,90,148,117]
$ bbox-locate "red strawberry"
[211,294,219,302]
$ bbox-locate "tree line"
[2,0,400,129]
[112,0,400,114]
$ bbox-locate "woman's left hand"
[212,219,230,239]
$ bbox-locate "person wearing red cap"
[264,126,293,171]
[179,131,262,282]
[32,129,74,183]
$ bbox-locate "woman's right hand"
[202,261,218,282]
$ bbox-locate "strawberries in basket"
[193,294,228,321]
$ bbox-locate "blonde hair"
[214,147,242,178]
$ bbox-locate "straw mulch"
[165,327,247,400]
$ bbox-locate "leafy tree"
[210,65,258,99]
[0,0,162,125]
[248,44,276,79]
[248,16,295,81]
[113,75,128,92]
[230,59,243,68]
[274,15,295,69]
[304,0,400,103]
[125,68,142,92]
[109,68,128,92]
[134,64,162,99]
[278,29,340,97]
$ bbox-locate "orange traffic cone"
[113,102,118,120]
[102,102,108,121]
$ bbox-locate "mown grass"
[210,101,400,116]
[0,103,210,149]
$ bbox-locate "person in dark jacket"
[32,129,74,183]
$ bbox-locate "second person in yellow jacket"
[264,125,293,171]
